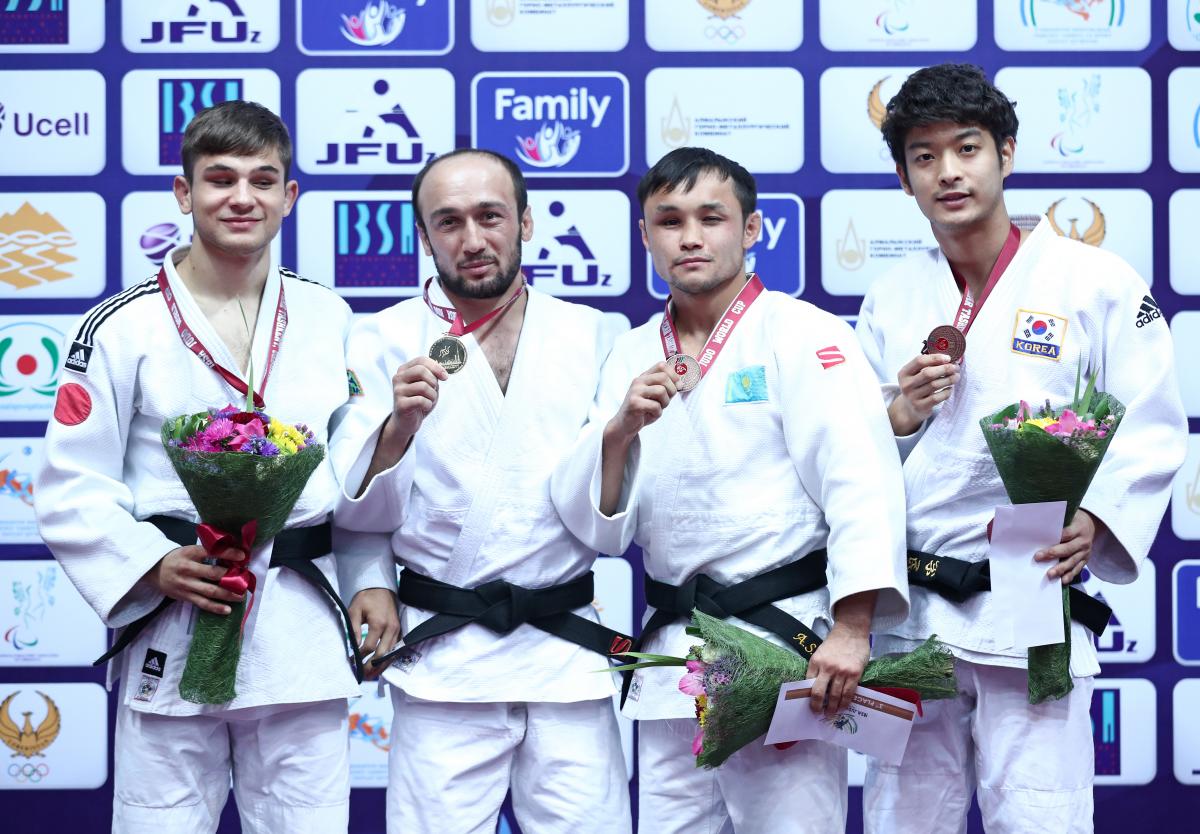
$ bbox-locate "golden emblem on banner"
[1046,198,1106,247]
[837,219,866,271]
[661,97,691,147]
[697,0,752,19]
[487,0,515,26]
[0,690,61,758]
[868,77,890,130]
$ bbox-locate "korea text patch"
[1011,309,1068,361]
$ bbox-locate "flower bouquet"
[613,610,957,768]
[161,403,324,704]
[980,365,1124,704]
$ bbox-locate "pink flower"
[231,418,265,448]
[1017,400,1032,421]
[679,660,707,697]
[691,728,704,756]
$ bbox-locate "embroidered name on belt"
[907,554,940,581]
[1011,308,1068,361]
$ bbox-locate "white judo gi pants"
[112,698,350,834]
[864,659,1095,834]
[386,691,631,834]
[638,717,848,834]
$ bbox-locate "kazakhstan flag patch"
[725,365,768,403]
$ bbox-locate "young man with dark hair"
[551,146,909,833]
[36,100,373,833]
[855,63,1186,832]
[329,148,632,834]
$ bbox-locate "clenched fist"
[889,352,961,436]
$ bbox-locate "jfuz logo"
[140,0,262,45]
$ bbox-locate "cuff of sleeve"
[828,580,910,635]
[335,414,414,533]
[334,528,398,602]
[107,575,167,629]
[1078,496,1138,584]
[586,432,640,556]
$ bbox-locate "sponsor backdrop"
[1,1,1197,830]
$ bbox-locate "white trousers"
[387,691,632,834]
[112,698,350,834]
[864,659,1095,834]
[638,717,849,834]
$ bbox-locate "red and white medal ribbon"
[158,267,286,409]
[422,275,527,338]
[659,273,765,391]
[949,223,1021,337]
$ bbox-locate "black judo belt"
[906,550,1111,636]
[370,568,636,668]
[94,515,364,681]
[622,550,829,706]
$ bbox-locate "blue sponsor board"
[1091,687,1121,776]
[334,200,418,289]
[1174,560,1200,664]
[649,195,803,298]
[0,0,67,45]
[473,72,628,177]
[159,78,243,165]
[298,0,452,54]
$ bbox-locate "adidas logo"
[142,649,166,678]
[64,341,92,374]
[1135,295,1161,328]
[145,657,161,672]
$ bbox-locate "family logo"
[1045,198,1105,247]
[138,0,261,46]
[4,565,55,651]
[661,97,691,148]
[474,73,628,177]
[341,0,406,46]
[0,0,67,45]
[0,202,76,291]
[139,222,189,266]
[0,321,63,400]
[334,200,418,288]
[316,78,429,167]
[875,0,912,34]
[1090,687,1120,775]
[697,0,750,44]
[1021,0,1118,26]
[159,78,244,165]
[1051,74,1100,157]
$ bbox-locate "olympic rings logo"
[7,762,50,783]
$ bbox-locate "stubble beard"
[435,237,524,300]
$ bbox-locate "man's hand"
[806,590,877,717]
[390,356,449,439]
[349,588,401,678]
[145,544,247,615]
[888,353,960,436]
[604,362,680,449]
[1035,509,1104,585]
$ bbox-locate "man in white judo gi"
[329,148,633,834]
[550,146,910,834]
[35,101,369,832]
[855,63,1187,833]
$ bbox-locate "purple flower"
[239,436,281,457]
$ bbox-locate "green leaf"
[613,651,687,663]
[1079,364,1099,416]
[598,660,687,673]
[1072,360,1082,412]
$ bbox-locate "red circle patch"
[54,382,92,427]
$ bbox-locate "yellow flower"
[1024,417,1059,429]
[267,419,302,455]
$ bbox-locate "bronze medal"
[668,353,702,392]
[429,335,468,375]
[923,325,966,363]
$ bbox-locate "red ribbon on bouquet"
[197,520,259,630]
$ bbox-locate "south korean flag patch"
[1011,309,1068,361]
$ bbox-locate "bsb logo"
[334,200,419,289]
[472,72,629,177]
[124,0,278,52]
[0,0,67,45]
[1091,687,1120,776]
[649,195,804,298]
[159,78,243,166]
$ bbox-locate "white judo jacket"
[35,247,362,715]
[856,217,1187,676]
[551,285,910,720]
[330,284,621,704]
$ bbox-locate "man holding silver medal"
[551,146,910,833]
[328,148,633,834]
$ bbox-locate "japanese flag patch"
[1011,309,1068,361]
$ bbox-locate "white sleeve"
[855,285,927,459]
[1080,274,1187,584]
[34,325,177,628]
[329,313,417,533]
[779,313,910,630]
[550,336,642,558]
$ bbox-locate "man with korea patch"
[854,63,1187,833]
[35,102,373,833]
[551,147,909,834]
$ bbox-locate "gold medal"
[429,335,468,374]
[668,353,702,392]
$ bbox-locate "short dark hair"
[411,148,529,231]
[180,100,293,183]
[637,147,757,222]
[881,64,1019,174]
